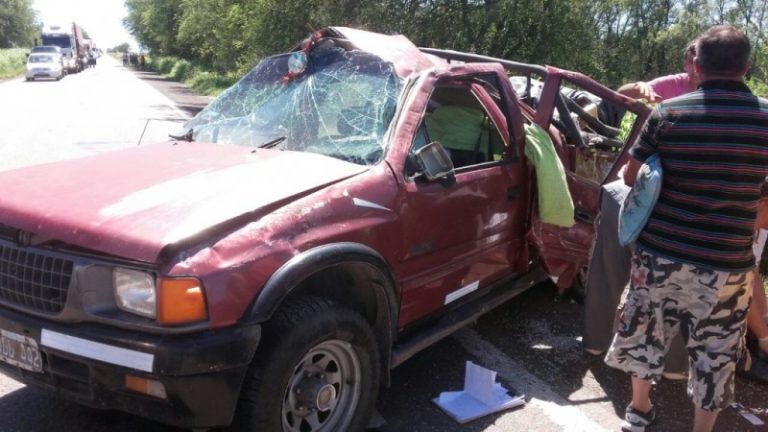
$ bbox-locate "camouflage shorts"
[604,248,752,411]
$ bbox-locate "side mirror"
[413,141,454,181]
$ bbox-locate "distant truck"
[41,23,87,73]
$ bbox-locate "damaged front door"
[396,69,527,326]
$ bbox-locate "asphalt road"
[0,55,767,432]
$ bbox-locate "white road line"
[453,328,613,432]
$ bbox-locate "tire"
[231,296,380,432]
[25,77,32,81]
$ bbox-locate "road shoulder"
[126,67,213,117]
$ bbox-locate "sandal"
[621,404,656,432]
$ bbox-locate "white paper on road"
[731,402,765,426]
[433,361,525,424]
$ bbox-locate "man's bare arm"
[617,81,662,103]
[622,158,643,187]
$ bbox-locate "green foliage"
[145,55,236,95]
[0,48,28,79]
[123,0,186,56]
[0,0,38,48]
[618,111,638,143]
[168,59,195,81]
[154,56,179,74]
[187,70,239,95]
[747,78,768,98]
[110,43,131,53]
[123,0,768,89]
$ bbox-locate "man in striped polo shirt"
[605,25,768,432]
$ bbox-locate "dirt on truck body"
[0,27,648,431]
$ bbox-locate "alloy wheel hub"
[296,374,338,412]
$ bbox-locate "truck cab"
[41,23,85,73]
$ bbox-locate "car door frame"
[386,63,530,327]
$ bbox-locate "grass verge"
[139,55,239,96]
[0,48,29,79]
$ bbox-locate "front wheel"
[231,296,380,432]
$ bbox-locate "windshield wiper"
[169,128,194,142]
[259,136,287,149]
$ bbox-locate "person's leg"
[734,269,768,383]
[682,270,752,431]
[630,377,653,412]
[605,250,668,430]
[692,408,718,432]
[663,333,689,379]
[583,181,632,354]
[754,270,768,320]
[748,269,768,355]
[658,267,688,379]
[605,250,667,382]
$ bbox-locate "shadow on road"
[127,68,212,118]
[0,386,181,431]
[471,284,768,432]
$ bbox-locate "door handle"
[575,207,594,223]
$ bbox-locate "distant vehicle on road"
[25,54,64,81]
[29,46,66,74]
[41,22,87,73]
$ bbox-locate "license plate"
[0,329,42,372]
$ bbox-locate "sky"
[32,0,137,50]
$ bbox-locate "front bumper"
[0,306,261,429]
[26,69,62,79]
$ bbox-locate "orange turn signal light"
[125,374,168,399]
[157,277,207,325]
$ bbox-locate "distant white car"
[25,54,64,81]
[30,45,66,72]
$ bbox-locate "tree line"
[122,0,766,89]
[2,1,767,88]
[0,0,37,48]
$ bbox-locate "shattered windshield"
[41,35,71,49]
[182,46,403,166]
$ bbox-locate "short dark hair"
[696,25,751,75]
[684,40,697,59]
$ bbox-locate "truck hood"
[0,142,367,263]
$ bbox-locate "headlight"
[113,268,156,318]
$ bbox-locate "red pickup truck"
[0,27,648,431]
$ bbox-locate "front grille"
[0,244,73,313]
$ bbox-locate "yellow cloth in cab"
[425,106,485,151]
[524,123,574,227]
